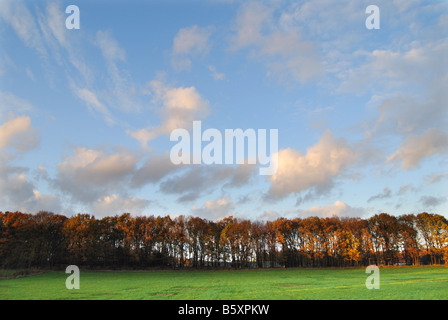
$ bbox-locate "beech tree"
[1,211,446,269]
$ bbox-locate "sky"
[0,0,447,221]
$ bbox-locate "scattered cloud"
[52,147,137,203]
[126,80,210,148]
[230,2,323,83]
[0,0,47,57]
[159,164,257,203]
[397,184,415,195]
[0,159,61,214]
[208,65,225,81]
[96,30,140,113]
[173,25,212,55]
[191,197,235,220]
[258,209,280,221]
[130,153,181,188]
[419,195,447,208]
[1,1,446,218]
[267,130,359,199]
[92,194,150,218]
[37,1,93,83]
[425,171,448,185]
[74,87,114,125]
[0,166,34,208]
[96,30,126,62]
[387,128,448,170]
[28,190,63,214]
[342,39,448,143]
[0,115,39,152]
[299,200,367,218]
[172,25,213,71]
[367,188,392,203]
[0,91,33,117]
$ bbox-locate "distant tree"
[0,210,446,269]
[62,213,99,267]
[416,213,448,264]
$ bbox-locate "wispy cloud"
[0,0,47,57]
[0,91,34,116]
[73,87,115,125]
[387,128,448,170]
[208,65,225,81]
[172,25,213,71]
[96,30,141,113]
[230,2,323,83]
[367,188,392,203]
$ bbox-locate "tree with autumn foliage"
[1,210,447,270]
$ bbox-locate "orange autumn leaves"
[0,211,447,269]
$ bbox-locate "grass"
[0,266,447,300]
[0,269,43,279]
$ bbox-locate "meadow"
[1,266,447,300]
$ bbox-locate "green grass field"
[1,266,447,300]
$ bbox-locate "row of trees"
[0,211,447,269]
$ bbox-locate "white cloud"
[172,25,213,71]
[338,39,448,95]
[268,130,359,198]
[42,1,67,48]
[339,39,448,150]
[173,25,212,55]
[230,2,322,83]
[126,80,210,147]
[0,159,62,214]
[95,30,140,113]
[262,31,323,83]
[387,128,448,170]
[426,171,448,185]
[0,105,49,213]
[0,91,33,116]
[208,65,225,81]
[28,190,62,214]
[33,3,139,120]
[74,87,114,125]
[0,170,34,205]
[191,197,235,220]
[37,1,93,84]
[53,147,137,203]
[231,2,272,49]
[258,209,280,221]
[0,0,47,57]
[45,147,188,214]
[299,200,366,218]
[96,30,126,62]
[92,194,150,218]
[372,94,447,136]
[0,116,39,152]
[25,68,36,82]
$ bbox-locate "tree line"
[0,211,446,269]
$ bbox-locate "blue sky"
[0,0,447,220]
